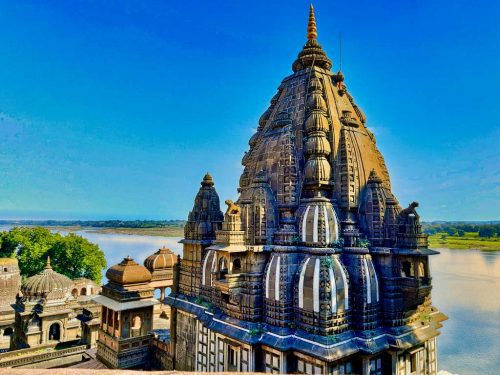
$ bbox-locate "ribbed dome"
[307,92,327,111]
[305,111,329,132]
[144,247,177,271]
[305,134,331,156]
[304,156,331,184]
[106,256,152,285]
[295,254,350,334]
[22,257,72,299]
[299,200,339,246]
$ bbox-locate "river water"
[1,226,498,374]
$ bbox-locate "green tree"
[0,227,106,283]
[50,233,107,283]
[479,226,495,238]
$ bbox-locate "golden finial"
[307,4,317,40]
[45,256,52,269]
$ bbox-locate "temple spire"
[45,256,52,269]
[307,4,317,40]
[292,5,331,72]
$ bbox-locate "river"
[1,226,498,374]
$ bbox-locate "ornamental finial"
[307,4,317,40]
[45,256,52,269]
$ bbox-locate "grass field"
[428,232,500,251]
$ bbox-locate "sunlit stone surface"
[166,5,446,375]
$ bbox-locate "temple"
[167,5,446,375]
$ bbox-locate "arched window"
[131,315,142,330]
[218,257,228,280]
[81,287,87,296]
[71,288,79,298]
[232,258,242,273]
[401,261,414,278]
[418,262,426,278]
[49,323,61,341]
[3,327,13,336]
[154,288,162,299]
[165,287,172,297]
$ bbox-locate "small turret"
[184,173,224,241]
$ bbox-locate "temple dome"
[144,247,177,272]
[22,257,72,299]
[295,254,350,334]
[106,256,152,285]
[299,200,339,246]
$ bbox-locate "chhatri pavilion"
[166,5,446,375]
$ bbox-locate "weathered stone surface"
[166,5,445,374]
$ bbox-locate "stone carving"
[224,199,241,216]
[169,5,445,374]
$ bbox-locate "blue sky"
[0,0,498,221]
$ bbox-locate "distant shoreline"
[0,224,184,238]
[1,223,498,249]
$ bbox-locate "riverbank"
[0,225,185,237]
[428,232,500,251]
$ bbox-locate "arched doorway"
[71,288,79,298]
[218,257,228,280]
[154,288,162,299]
[80,287,87,296]
[49,323,61,341]
[3,327,13,336]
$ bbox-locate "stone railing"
[0,344,87,368]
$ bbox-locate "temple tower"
[95,257,157,369]
[167,5,446,375]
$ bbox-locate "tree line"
[0,227,107,283]
[422,222,500,238]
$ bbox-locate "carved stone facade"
[0,258,20,350]
[12,258,100,351]
[164,5,446,375]
[95,257,157,369]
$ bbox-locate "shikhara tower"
[167,6,446,375]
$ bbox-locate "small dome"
[305,134,331,156]
[144,247,178,272]
[299,200,339,246]
[22,257,72,299]
[304,156,331,185]
[106,256,152,285]
[308,75,323,93]
[295,254,350,334]
[307,92,327,112]
[305,111,329,133]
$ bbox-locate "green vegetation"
[0,227,107,283]
[428,231,500,251]
[0,219,186,237]
[423,222,500,251]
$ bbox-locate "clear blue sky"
[0,0,498,221]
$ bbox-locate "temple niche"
[11,257,100,351]
[165,4,446,375]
